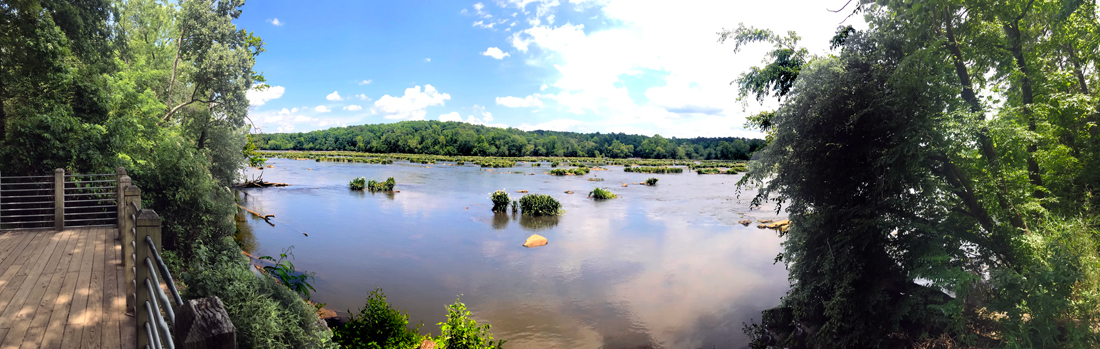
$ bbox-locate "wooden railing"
[118,170,235,349]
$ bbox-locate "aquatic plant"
[550,161,560,167]
[625,166,683,174]
[645,178,658,185]
[511,200,518,213]
[519,194,562,216]
[259,248,317,300]
[439,297,505,349]
[588,187,617,200]
[367,177,397,192]
[333,288,423,349]
[490,190,510,212]
[349,177,366,190]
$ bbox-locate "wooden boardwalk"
[0,227,134,349]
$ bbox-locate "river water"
[239,158,788,349]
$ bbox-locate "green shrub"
[259,248,317,300]
[349,177,366,190]
[367,177,396,192]
[333,289,423,349]
[490,190,510,212]
[588,187,617,200]
[571,167,590,175]
[511,200,518,213]
[439,297,505,349]
[519,194,562,216]
[625,166,682,173]
[182,237,335,349]
[549,169,570,176]
[645,178,658,185]
[550,161,559,167]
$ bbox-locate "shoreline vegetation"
[257,150,749,170]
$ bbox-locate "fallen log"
[237,205,275,226]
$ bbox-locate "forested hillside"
[253,120,768,160]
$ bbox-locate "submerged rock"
[564,191,574,194]
[516,190,529,193]
[757,224,767,229]
[523,234,548,248]
[738,219,752,226]
[622,183,628,187]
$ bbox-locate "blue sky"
[241,0,866,138]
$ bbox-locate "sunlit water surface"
[239,158,788,349]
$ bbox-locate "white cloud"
[496,95,543,108]
[517,119,584,132]
[481,47,510,59]
[372,84,451,120]
[326,91,343,101]
[246,85,285,106]
[474,2,484,11]
[344,105,363,111]
[480,0,867,137]
[354,93,371,101]
[439,112,463,122]
[315,105,331,113]
[359,79,372,85]
[269,18,283,26]
[425,58,431,62]
[473,20,496,29]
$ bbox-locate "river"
[239,158,788,349]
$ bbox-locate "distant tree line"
[253,120,767,160]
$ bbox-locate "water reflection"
[241,158,789,348]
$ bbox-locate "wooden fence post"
[124,185,141,312]
[54,168,64,231]
[117,167,127,241]
[135,208,162,349]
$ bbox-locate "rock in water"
[516,190,529,193]
[757,219,773,223]
[622,183,628,187]
[757,224,767,229]
[564,191,574,194]
[767,219,791,229]
[523,234,548,248]
[738,219,752,226]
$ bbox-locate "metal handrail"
[144,258,176,323]
[0,181,53,186]
[64,173,115,177]
[0,175,52,179]
[65,186,117,191]
[143,302,164,349]
[144,279,175,349]
[0,207,54,212]
[64,192,116,197]
[146,236,184,306]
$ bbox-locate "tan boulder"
[757,219,773,223]
[516,190,529,193]
[523,234,548,248]
[564,191,574,194]
[756,224,767,229]
[767,220,791,229]
[738,219,752,226]
[621,183,628,187]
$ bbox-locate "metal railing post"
[117,167,127,241]
[135,208,162,349]
[124,185,141,312]
[54,168,64,231]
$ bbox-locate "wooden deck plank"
[0,232,40,285]
[0,232,33,266]
[59,229,98,349]
[0,230,66,328]
[41,228,92,349]
[102,227,121,349]
[115,236,133,349]
[0,232,49,323]
[20,228,81,349]
[80,228,106,349]
[1,230,72,349]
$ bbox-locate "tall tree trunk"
[1004,22,1045,199]
[943,10,1030,236]
[1067,45,1091,95]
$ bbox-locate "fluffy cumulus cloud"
[372,85,451,120]
[481,47,510,59]
[269,18,283,26]
[315,105,331,113]
[480,0,862,137]
[246,85,285,106]
[439,111,463,122]
[344,105,363,111]
[326,91,343,101]
[359,79,372,85]
[354,93,371,101]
